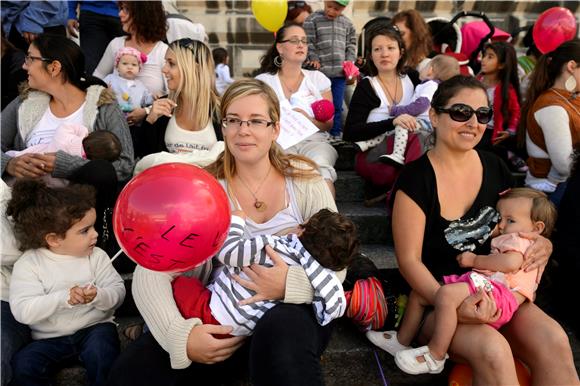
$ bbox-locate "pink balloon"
[533,7,577,54]
[113,163,231,273]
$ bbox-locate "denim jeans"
[79,11,124,75]
[11,322,119,386]
[330,77,347,136]
[1,301,31,386]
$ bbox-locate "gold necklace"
[236,165,272,212]
[378,75,399,106]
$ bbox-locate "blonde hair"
[499,187,557,237]
[168,39,220,131]
[205,79,319,182]
[430,55,460,81]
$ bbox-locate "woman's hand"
[145,98,177,124]
[457,289,501,324]
[520,232,552,282]
[186,324,245,364]
[127,107,147,126]
[6,154,48,178]
[232,245,288,305]
[34,153,56,174]
[393,114,418,131]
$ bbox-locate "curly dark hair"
[299,209,359,271]
[118,1,167,43]
[6,180,96,251]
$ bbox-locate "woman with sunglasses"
[382,75,578,384]
[108,79,338,386]
[93,1,168,127]
[343,25,422,202]
[0,33,134,386]
[520,39,580,206]
[255,23,338,196]
[132,38,222,172]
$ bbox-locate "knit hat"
[335,0,350,6]
[345,277,388,331]
[114,47,148,69]
[311,99,335,123]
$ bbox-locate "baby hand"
[82,285,97,304]
[68,286,85,305]
[457,252,476,268]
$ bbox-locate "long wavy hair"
[205,79,318,182]
[117,1,167,43]
[168,39,220,130]
[392,10,432,69]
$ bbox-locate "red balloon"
[448,358,530,386]
[533,7,577,54]
[113,163,231,273]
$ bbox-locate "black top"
[1,48,27,111]
[392,150,514,280]
[140,111,223,157]
[553,166,580,273]
[343,77,396,142]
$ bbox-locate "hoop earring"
[565,75,577,92]
[274,55,282,68]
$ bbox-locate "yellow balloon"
[251,0,288,32]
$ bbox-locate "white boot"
[379,126,407,166]
[354,133,387,152]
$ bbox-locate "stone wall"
[176,0,579,76]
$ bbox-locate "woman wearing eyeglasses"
[343,25,422,203]
[255,23,338,196]
[380,75,579,385]
[93,1,168,127]
[132,38,223,173]
[108,79,338,386]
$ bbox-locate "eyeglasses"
[434,103,493,124]
[24,54,51,65]
[280,38,308,46]
[222,117,275,130]
[288,1,306,10]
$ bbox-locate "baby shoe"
[395,345,448,375]
[366,330,410,356]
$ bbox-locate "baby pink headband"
[114,47,148,69]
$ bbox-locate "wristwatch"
[144,106,152,115]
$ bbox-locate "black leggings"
[107,304,334,386]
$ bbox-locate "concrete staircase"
[55,143,579,385]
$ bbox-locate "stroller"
[428,11,512,75]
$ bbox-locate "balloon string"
[88,249,123,288]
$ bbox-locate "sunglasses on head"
[434,103,493,124]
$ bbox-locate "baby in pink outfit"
[6,124,121,187]
[366,187,557,375]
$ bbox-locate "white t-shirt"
[256,70,331,118]
[25,103,85,148]
[93,37,168,96]
[367,75,415,123]
[215,63,234,96]
[164,115,217,153]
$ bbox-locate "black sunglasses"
[288,1,306,10]
[434,103,493,124]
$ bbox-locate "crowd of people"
[1,1,579,385]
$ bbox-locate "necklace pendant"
[254,200,267,212]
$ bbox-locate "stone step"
[335,170,365,203]
[361,243,397,270]
[337,202,391,245]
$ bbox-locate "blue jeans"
[11,322,119,386]
[330,77,347,136]
[549,180,568,208]
[1,301,31,386]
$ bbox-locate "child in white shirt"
[104,47,154,113]
[213,47,234,95]
[7,179,125,386]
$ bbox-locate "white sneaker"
[395,346,448,375]
[528,181,557,193]
[366,330,410,356]
[379,153,405,166]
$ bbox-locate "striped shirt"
[208,215,346,336]
[303,11,357,78]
